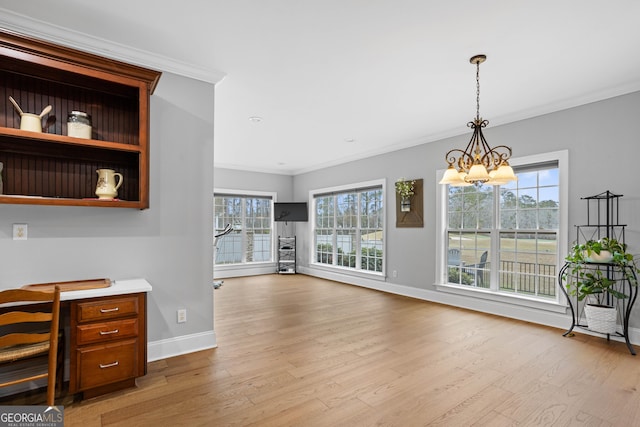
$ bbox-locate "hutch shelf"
[0,29,161,209]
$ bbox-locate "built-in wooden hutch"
[0,29,161,209]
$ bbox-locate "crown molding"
[0,8,225,85]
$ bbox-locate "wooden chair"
[0,286,61,406]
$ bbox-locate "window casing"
[438,151,568,306]
[214,192,273,265]
[312,181,385,275]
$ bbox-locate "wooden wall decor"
[396,178,423,228]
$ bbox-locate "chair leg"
[55,330,65,401]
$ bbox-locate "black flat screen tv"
[274,202,308,222]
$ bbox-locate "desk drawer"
[76,296,139,322]
[76,318,138,345]
[77,339,138,391]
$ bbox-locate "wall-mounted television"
[274,202,308,222]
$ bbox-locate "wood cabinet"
[0,29,161,209]
[69,293,147,399]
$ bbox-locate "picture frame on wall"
[396,178,423,228]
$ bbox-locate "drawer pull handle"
[99,361,119,369]
[99,329,119,335]
[100,307,120,313]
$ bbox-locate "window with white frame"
[312,181,384,274]
[214,192,273,265]
[441,151,567,303]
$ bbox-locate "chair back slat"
[0,332,51,348]
[0,311,52,327]
[0,286,61,406]
[0,289,56,305]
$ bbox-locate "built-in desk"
[0,279,151,401]
[60,279,152,399]
[5,278,152,401]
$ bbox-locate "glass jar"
[67,111,92,139]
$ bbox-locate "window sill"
[215,261,275,270]
[435,282,568,314]
[309,262,386,281]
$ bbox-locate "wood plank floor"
[19,274,640,425]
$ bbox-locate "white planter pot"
[584,250,613,263]
[584,303,617,334]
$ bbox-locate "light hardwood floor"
[20,274,640,425]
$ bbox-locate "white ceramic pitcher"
[95,169,123,200]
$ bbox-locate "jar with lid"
[67,111,92,139]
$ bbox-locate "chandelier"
[439,54,516,187]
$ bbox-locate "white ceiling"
[1,1,640,175]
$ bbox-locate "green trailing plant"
[563,237,639,304]
[395,178,416,199]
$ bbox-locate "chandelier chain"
[476,60,481,120]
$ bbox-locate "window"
[312,181,384,274]
[440,151,568,304]
[214,192,273,265]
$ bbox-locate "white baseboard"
[214,263,276,279]
[147,330,217,362]
[299,266,640,348]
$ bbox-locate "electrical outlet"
[177,308,187,323]
[13,224,27,240]
[392,270,397,278]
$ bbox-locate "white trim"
[309,179,385,198]
[147,330,217,362]
[214,263,276,279]
[0,8,225,85]
[435,283,567,313]
[306,264,386,282]
[214,188,277,198]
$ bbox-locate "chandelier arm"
[476,125,498,169]
[444,148,474,169]
[488,145,513,164]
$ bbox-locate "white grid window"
[313,182,384,274]
[214,193,272,265]
[442,152,566,304]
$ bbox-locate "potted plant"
[395,178,416,212]
[563,237,638,333]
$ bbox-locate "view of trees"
[446,167,560,299]
[314,187,384,273]
[214,195,272,264]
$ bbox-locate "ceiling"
[1,1,640,175]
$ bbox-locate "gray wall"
[214,168,292,198]
[293,91,640,325]
[213,92,640,334]
[0,71,215,344]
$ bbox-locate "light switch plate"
[13,224,27,240]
